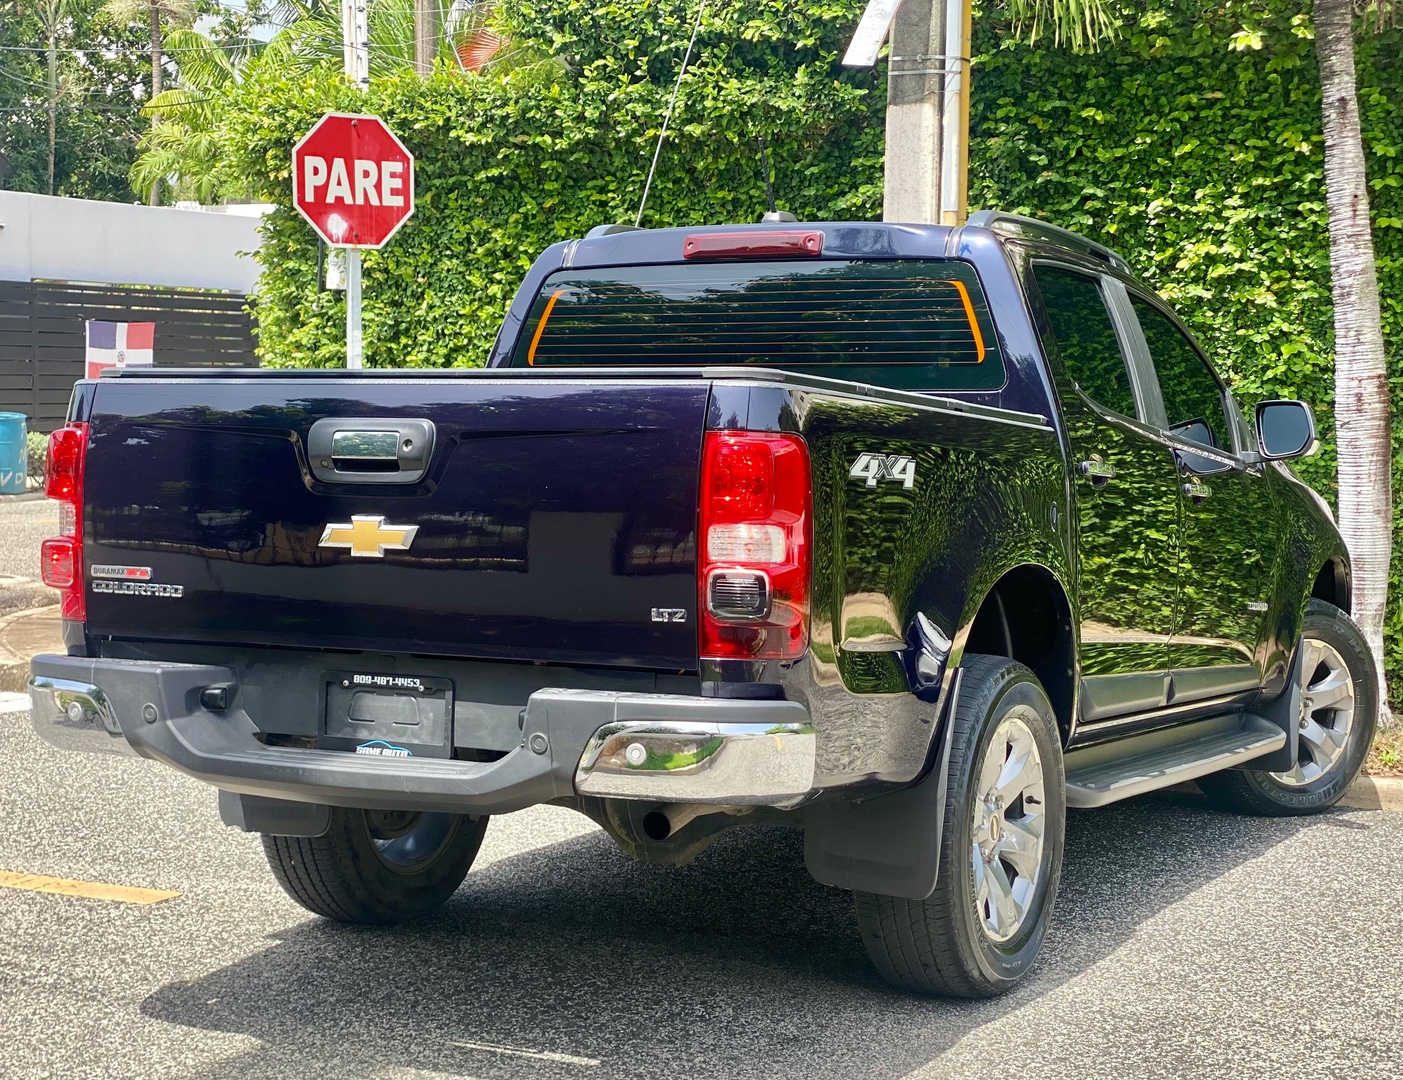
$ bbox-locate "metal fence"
[0,280,258,433]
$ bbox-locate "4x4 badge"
[319,515,419,558]
[849,452,917,489]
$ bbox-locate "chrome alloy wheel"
[971,709,1047,944]
[1270,636,1357,788]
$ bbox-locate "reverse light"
[41,422,88,620]
[699,431,811,661]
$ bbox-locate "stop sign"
[292,112,415,249]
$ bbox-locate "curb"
[1339,774,1403,812]
[0,604,61,694]
[0,576,56,619]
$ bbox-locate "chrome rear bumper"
[28,656,815,812]
[575,720,814,804]
[28,674,140,757]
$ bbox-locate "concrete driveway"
[2,699,1401,1080]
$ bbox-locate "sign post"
[291,114,415,369]
[339,0,368,366]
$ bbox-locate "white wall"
[0,191,265,293]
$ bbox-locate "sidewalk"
[0,605,61,693]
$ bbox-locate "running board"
[1064,713,1285,809]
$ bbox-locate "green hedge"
[224,0,885,369]
[226,0,1401,697]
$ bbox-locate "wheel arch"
[958,563,1077,741]
[1311,554,1351,614]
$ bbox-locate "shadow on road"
[141,788,1315,1080]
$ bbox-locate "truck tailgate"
[81,376,707,670]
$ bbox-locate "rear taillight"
[699,431,811,661]
[41,422,88,620]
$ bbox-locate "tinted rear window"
[510,259,1006,392]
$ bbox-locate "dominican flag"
[86,320,155,380]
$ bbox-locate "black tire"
[854,654,1066,998]
[1198,599,1378,817]
[262,807,489,923]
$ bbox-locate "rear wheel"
[1199,600,1377,816]
[262,807,489,923]
[854,655,1066,997]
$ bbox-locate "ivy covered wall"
[226,0,1401,696]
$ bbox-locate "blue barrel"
[0,412,28,495]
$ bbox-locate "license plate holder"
[320,672,454,759]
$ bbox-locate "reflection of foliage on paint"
[844,615,900,640]
[971,0,1402,701]
[804,394,1067,695]
[631,737,723,772]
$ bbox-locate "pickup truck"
[28,212,1376,998]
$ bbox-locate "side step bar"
[1064,713,1286,809]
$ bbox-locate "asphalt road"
[3,700,1402,1080]
[0,498,52,583]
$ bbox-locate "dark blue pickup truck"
[28,212,1376,997]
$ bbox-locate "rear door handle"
[1181,480,1211,504]
[308,418,436,484]
[1077,459,1117,487]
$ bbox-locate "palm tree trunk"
[147,0,162,205]
[46,32,57,195]
[1315,0,1393,722]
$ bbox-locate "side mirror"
[1255,399,1318,460]
[1169,418,1216,449]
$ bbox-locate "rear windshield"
[509,259,1006,392]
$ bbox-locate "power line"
[0,40,275,55]
[0,102,157,111]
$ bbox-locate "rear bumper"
[28,655,815,815]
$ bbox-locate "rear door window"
[510,260,1006,392]
[1031,265,1139,419]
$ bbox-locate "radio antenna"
[634,0,707,228]
[757,135,777,214]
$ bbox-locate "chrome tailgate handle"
[308,418,435,484]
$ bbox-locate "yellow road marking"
[0,870,180,905]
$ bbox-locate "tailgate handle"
[307,418,436,485]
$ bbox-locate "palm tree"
[102,0,194,203]
[261,0,529,77]
[1311,0,1394,718]
[131,26,256,202]
[9,0,75,195]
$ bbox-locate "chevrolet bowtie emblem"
[318,515,419,558]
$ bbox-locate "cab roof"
[562,211,1129,273]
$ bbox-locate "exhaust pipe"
[641,803,751,841]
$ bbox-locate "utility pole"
[413,0,437,76]
[844,0,972,226]
[341,0,369,89]
[340,0,369,368]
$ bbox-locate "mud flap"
[219,791,331,837]
[1237,641,1305,773]
[803,670,962,900]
